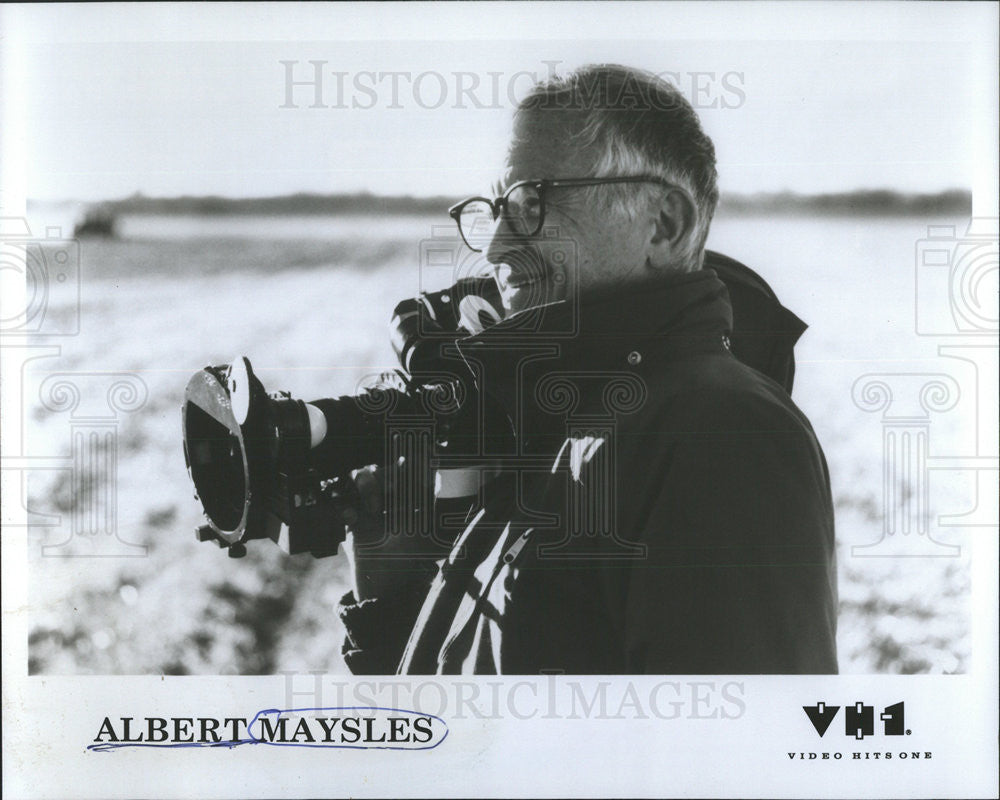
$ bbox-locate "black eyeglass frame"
[448,176,674,252]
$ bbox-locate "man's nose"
[484,212,524,266]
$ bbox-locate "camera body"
[183,278,506,558]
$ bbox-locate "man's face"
[485,112,654,314]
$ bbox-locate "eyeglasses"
[448,176,673,252]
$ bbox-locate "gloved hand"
[335,461,454,601]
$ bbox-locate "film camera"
[181,277,503,558]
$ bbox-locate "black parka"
[338,256,838,675]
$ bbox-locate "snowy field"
[22,211,974,674]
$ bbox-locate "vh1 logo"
[804,702,909,740]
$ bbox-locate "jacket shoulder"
[639,349,815,438]
[705,250,808,393]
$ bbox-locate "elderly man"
[320,64,838,674]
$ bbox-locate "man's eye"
[516,197,541,219]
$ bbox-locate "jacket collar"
[457,268,733,372]
[450,270,734,445]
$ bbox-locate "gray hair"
[517,64,719,269]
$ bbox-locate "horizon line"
[29,186,972,208]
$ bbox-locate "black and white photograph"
[2,2,997,797]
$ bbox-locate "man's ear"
[646,188,697,269]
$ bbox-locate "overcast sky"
[4,3,997,203]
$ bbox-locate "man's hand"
[338,461,451,601]
[340,465,388,601]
